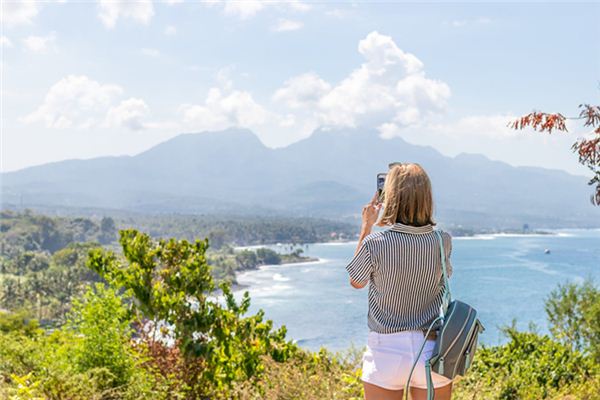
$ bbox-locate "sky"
[1,0,599,176]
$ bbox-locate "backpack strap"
[403,316,443,400]
[434,230,452,316]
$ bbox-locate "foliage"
[0,296,169,399]
[0,210,112,257]
[545,279,600,363]
[87,229,299,397]
[0,210,106,322]
[453,327,596,399]
[119,213,357,246]
[0,310,40,336]
[231,347,365,400]
[67,283,136,388]
[2,212,599,399]
[510,104,600,204]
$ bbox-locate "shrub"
[454,327,595,399]
[87,229,298,398]
[0,310,40,336]
[545,279,600,362]
[66,283,136,389]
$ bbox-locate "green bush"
[67,283,136,389]
[0,310,40,336]
[454,327,595,399]
[546,279,600,362]
[87,229,299,398]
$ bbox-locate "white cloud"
[164,25,177,36]
[170,32,451,147]
[206,0,310,19]
[164,0,183,4]
[272,31,450,133]
[1,1,39,28]
[141,47,160,57]
[274,73,331,109]
[179,87,268,132]
[105,98,150,130]
[21,75,150,131]
[0,36,13,48]
[22,32,57,54]
[272,19,303,32]
[97,0,154,29]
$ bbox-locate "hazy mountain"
[2,128,599,228]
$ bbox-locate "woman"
[346,163,453,400]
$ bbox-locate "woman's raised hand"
[361,192,382,231]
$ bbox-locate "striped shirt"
[346,222,453,334]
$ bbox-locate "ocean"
[232,229,600,352]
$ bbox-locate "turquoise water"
[232,230,600,352]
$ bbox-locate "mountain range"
[2,128,599,229]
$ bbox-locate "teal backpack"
[405,230,485,400]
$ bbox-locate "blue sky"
[2,1,599,175]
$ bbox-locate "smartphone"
[377,173,387,202]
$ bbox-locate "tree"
[545,279,600,363]
[510,104,600,205]
[87,229,297,397]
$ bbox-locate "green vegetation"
[115,213,357,247]
[0,210,598,399]
[0,211,109,323]
[0,211,321,322]
[0,228,361,399]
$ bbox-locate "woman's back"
[347,163,455,399]
[347,222,452,334]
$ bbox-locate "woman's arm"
[355,191,381,254]
[348,192,381,289]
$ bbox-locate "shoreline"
[230,256,322,292]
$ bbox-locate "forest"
[0,210,598,399]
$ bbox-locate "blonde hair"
[377,163,435,227]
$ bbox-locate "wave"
[272,273,290,282]
[454,235,496,240]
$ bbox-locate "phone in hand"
[377,173,387,202]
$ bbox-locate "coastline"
[230,256,322,292]
[226,227,591,291]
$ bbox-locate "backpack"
[405,230,485,400]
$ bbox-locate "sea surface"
[232,229,600,352]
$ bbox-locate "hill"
[2,128,599,228]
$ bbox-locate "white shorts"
[361,330,453,390]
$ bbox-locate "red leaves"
[579,104,600,130]
[512,103,600,205]
[509,112,568,133]
[573,137,600,166]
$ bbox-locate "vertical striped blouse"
[346,222,453,334]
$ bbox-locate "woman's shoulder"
[435,229,453,248]
[362,230,386,245]
[437,229,452,239]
